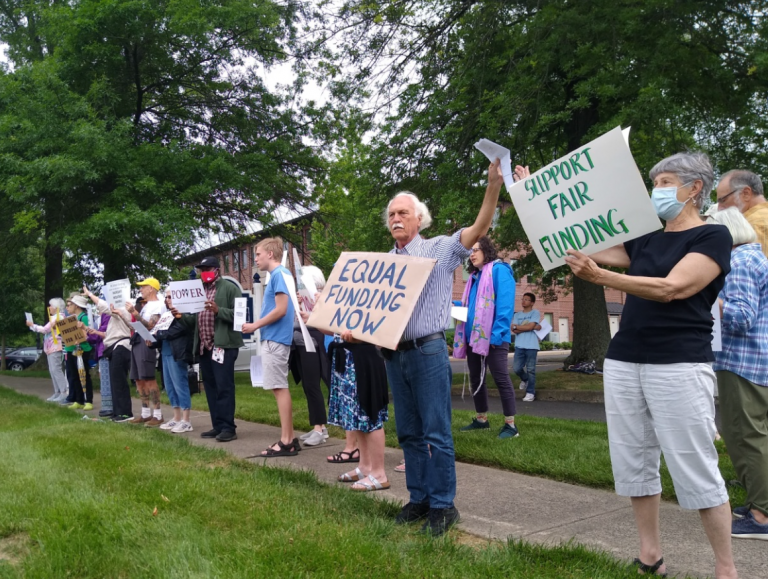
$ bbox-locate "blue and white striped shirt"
[391,230,470,341]
[713,243,768,387]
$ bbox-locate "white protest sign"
[104,279,131,307]
[282,272,315,353]
[233,298,247,332]
[507,126,662,270]
[152,311,175,334]
[535,320,553,341]
[130,321,156,343]
[292,247,318,311]
[451,306,468,322]
[25,312,33,324]
[475,138,515,192]
[168,279,206,313]
[250,355,264,387]
[711,301,722,352]
[307,252,437,350]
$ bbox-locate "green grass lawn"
[452,369,604,391]
[0,385,647,579]
[6,370,744,506]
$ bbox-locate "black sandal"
[260,440,300,458]
[327,448,360,463]
[633,557,667,577]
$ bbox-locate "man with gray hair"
[381,159,527,536]
[716,169,768,256]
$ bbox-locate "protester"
[26,298,68,402]
[380,159,525,537]
[512,293,541,402]
[327,331,390,492]
[291,266,331,447]
[173,257,243,441]
[81,300,112,417]
[453,236,518,438]
[83,287,135,422]
[564,152,737,578]
[121,278,167,426]
[709,207,768,541]
[716,170,768,256]
[63,294,94,410]
[241,238,299,456]
[153,289,194,434]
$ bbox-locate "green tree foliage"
[0,0,325,299]
[312,0,768,365]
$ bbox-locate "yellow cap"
[136,277,160,291]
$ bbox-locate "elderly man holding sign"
[565,152,738,579]
[381,159,528,537]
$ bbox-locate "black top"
[606,225,732,364]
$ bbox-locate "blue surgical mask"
[651,182,693,221]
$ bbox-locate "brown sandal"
[327,448,360,463]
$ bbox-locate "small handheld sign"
[56,316,87,347]
[104,279,131,307]
[307,252,436,350]
[168,280,206,314]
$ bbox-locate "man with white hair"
[716,169,768,256]
[382,159,527,536]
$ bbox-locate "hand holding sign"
[564,249,603,283]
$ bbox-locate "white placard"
[535,320,553,341]
[507,126,662,271]
[24,312,33,324]
[282,272,315,352]
[250,355,264,387]
[711,301,722,352]
[152,311,175,334]
[130,321,156,343]
[293,247,318,311]
[168,280,206,314]
[233,298,247,332]
[104,279,131,308]
[474,138,515,191]
[451,306,468,322]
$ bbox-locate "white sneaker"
[46,394,59,402]
[302,430,326,446]
[519,381,527,390]
[300,427,328,441]
[523,393,535,402]
[159,420,178,431]
[171,421,193,434]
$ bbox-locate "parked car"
[3,347,42,371]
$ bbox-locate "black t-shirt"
[606,224,732,364]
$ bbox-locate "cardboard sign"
[56,316,87,347]
[104,278,131,308]
[168,280,206,313]
[307,252,436,349]
[507,126,662,270]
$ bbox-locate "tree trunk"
[564,276,611,368]
[1,334,6,371]
[44,226,64,304]
[29,350,50,371]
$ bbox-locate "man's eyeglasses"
[717,189,741,204]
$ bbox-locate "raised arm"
[565,249,721,303]
[460,160,504,249]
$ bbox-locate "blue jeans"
[162,353,191,410]
[513,348,538,395]
[385,338,456,509]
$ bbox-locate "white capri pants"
[603,359,729,510]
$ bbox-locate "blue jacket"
[465,261,515,346]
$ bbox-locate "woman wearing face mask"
[564,152,737,579]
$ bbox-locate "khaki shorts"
[260,340,290,390]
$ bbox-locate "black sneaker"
[395,502,430,525]
[112,415,133,423]
[215,430,237,442]
[420,507,460,537]
[99,410,114,418]
[201,429,221,439]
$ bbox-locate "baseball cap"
[136,277,161,291]
[195,256,220,269]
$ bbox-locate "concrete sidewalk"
[2,376,764,579]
